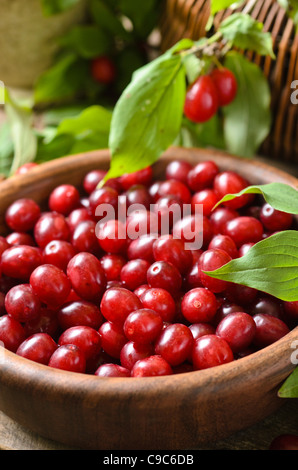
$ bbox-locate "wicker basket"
[160,0,298,165]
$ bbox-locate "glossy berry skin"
[91,56,116,84]
[165,160,193,184]
[181,287,217,323]
[30,264,71,308]
[172,214,214,250]
[127,234,156,264]
[100,254,126,282]
[223,216,264,247]
[23,307,59,338]
[192,334,234,370]
[99,321,128,359]
[283,300,298,320]
[48,344,86,373]
[48,184,80,216]
[120,341,154,370]
[184,75,219,123]
[5,284,41,322]
[147,261,182,295]
[15,162,38,175]
[253,314,290,348]
[0,314,26,352]
[154,323,194,366]
[210,68,237,106]
[120,167,153,191]
[131,355,172,377]
[199,248,232,293]
[57,300,103,331]
[88,186,119,220]
[152,236,192,275]
[6,232,35,247]
[158,179,191,205]
[34,212,70,248]
[123,308,163,344]
[67,252,107,302]
[208,234,238,259]
[16,333,57,365]
[120,259,150,291]
[95,363,130,377]
[187,160,219,192]
[191,189,219,217]
[209,207,239,234]
[97,219,127,255]
[58,325,102,362]
[140,287,176,322]
[124,184,152,210]
[5,198,41,232]
[71,220,100,256]
[100,287,142,326]
[260,203,293,232]
[213,171,254,210]
[1,245,43,281]
[215,312,256,353]
[67,208,93,233]
[43,240,76,272]
[83,169,107,194]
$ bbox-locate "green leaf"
[59,25,112,59]
[40,0,81,16]
[210,0,245,15]
[278,367,298,398]
[34,53,88,104]
[219,13,275,58]
[0,122,14,177]
[213,182,298,213]
[57,104,112,144]
[222,52,271,158]
[107,52,186,180]
[4,89,37,175]
[203,231,298,302]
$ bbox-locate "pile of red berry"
[0,159,297,378]
[184,67,237,123]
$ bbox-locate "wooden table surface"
[0,398,297,450]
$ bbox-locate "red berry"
[95,363,130,377]
[34,212,70,248]
[5,198,41,232]
[97,219,127,254]
[187,160,219,192]
[131,355,172,377]
[48,184,80,216]
[192,334,234,370]
[83,169,107,194]
[199,248,232,293]
[0,314,26,352]
[91,56,116,84]
[58,325,102,362]
[260,203,293,232]
[216,311,256,353]
[16,333,57,365]
[100,254,126,282]
[100,287,142,326]
[1,245,43,281]
[165,160,193,184]
[213,171,254,210]
[152,235,192,275]
[124,308,163,344]
[223,216,264,247]
[120,341,154,370]
[140,287,176,322]
[57,300,103,330]
[269,434,298,450]
[210,67,237,106]
[154,323,194,366]
[99,321,128,359]
[147,261,182,295]
[67,252,106,302]
[15,162,38,175]
[120,166,153,190]
[48,344,86,373]
[5,284,41,322]
[253,314,290,348]
[120,259,151,291]
[30,264,71,308]
[184,75,219,123]
[181,287,218,323]
[43,240,76,272]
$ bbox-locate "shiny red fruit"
[184,75,219,123]
[210,67,237,106]
[91,56,116,84]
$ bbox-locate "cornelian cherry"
[184,75,219,123]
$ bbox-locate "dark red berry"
[210,67,237,106]
[48,344,86,373]
[91,56,116,84]
[16,333,57,365]
[192,334,234,370]
[184,75,219,123]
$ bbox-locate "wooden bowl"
[0,147,297,450]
